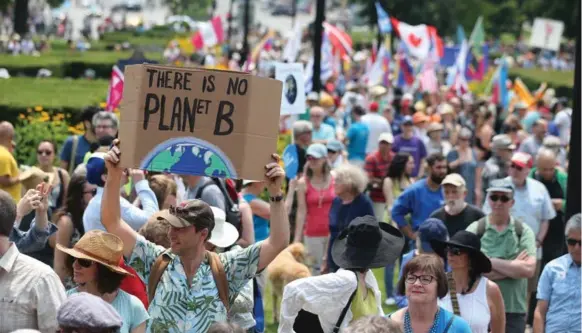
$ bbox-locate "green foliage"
[0,78,109,109]
[509,68,574,88]
[164,0,212,20]
[14,111,73,166]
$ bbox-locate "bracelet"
[270,194,284,202]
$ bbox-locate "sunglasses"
[37,150,53,156]
[446,246,464,256]
[490,194,511,203]
[567,238,582,246]
[84,189,97,196]
[327,149,338,154]
[75,258,93,268]
[510,163,524,171]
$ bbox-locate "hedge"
[508,68,574,100]
[0,78,109,124]
[0,50,162,79]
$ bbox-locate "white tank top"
[438,276,491,333]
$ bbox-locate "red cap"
[511,152,533,168]
[369,102,379,111]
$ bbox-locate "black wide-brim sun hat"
[430,231,492,273]
[332,216,405,270]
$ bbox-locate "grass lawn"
[0,77,109,109]
[262,268,399,332]
[509,67,574,88]
[0,49,162,67]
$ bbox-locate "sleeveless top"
[304,177,335,237]
[439,277,490,333]
[350,286,378,321]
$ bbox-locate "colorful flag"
[323,22,353,58]
[191,16,224,49]
[491,60,509,109]
[106,65,124,111]
[456,25,466,45]
[467,16,486,81]
[375,2,392,34]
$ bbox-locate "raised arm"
[257,154,290,271]
[102,140,139,258]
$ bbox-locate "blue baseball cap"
[418,218,449,253]
[86,152,107,187]
[306,143,327,159]
[326,139,345,152]
[402,115,413,125]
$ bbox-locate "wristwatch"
[270,194,284,202]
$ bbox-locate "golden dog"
[267,242,312,323]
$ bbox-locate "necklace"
[404,308,440,333]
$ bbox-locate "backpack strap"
[446,272,461,316]
[332,272,358,333]
[513,218,523,243]
[195,178,215,199]
[147,252,171,303]
[206,251,230,311]
[476,216,487,238]
[443,314,455,333]
[68,135,79,175]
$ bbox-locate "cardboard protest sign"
[529,18,564,51]
[275,62,306,116]
[118,64,283,180]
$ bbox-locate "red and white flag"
[192,16,224,49]
[106,65,124,111]
[391,18,430,60]
[323,22,353,58]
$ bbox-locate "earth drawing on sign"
[140,137,237,178]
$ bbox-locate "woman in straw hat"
[57,230,149,333]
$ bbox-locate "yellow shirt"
[0,145,21,202]
[350,285,378,321]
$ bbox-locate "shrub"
[14,109,78,166]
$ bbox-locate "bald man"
[519,119,547,157]
[309,106,336,144]
[0,121,21,202]
[527,148,569,326]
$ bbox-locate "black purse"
[293,273,358,333]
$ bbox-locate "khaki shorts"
[527,260,542,293]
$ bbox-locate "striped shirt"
[364,151,393,203]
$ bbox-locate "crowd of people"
[0,46,579,333]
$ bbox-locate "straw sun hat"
[56,230,132,276]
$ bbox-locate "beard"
[446,199,466,215]
[430,174,445,184]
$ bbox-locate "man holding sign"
[100,140,289,333]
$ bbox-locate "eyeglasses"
[489,194,511,203]
[567,238,582,246]
[37,150,53,156]
[446,246,464,256]
[405,274,435,285]
[75,258,93,268]
[510,163,524,171]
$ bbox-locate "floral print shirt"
[128,235,261,333]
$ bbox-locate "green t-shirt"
[298,107,311,121]
[466,216,536,314]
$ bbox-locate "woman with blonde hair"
[295,143,335,275]
[325,163,374,273]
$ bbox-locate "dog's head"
[286,242,307,263]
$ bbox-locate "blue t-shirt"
[388,307,471,333]
[391,179,444,231]
[242,193,270,242]
[324,116,337,129]
[67,288,149,333]
[345,122,369,161]
[60,134,92,171]
[327,193,374,272]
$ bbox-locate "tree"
[2,0,65,35]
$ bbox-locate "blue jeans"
[384,263,395,299]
